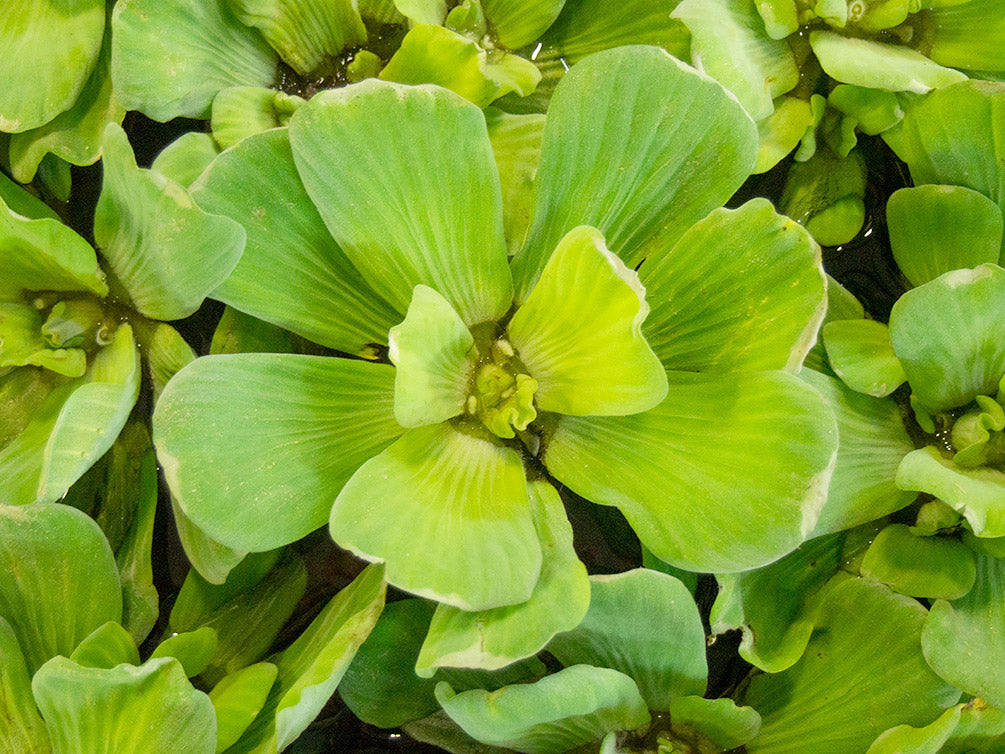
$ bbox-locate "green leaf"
[436,665,650,754]
[861,523,977,600]
[743,578,961,753]
[922,549,1005,708]
[481,0,564,48]
[822,319,907,397]
[884,80,1005,259]
[809,30,968,93]
[151,133,220,189]
[171,499,249,587]
[0,0,105,133]
[0,196,107,301]
[897,446,1005,538]
[196,553,307,687]
[869,699,1005,754]
[191,127,398,355]
[485,108,545,255]
[0,616,51,753]
[378,25,502,107]
[0,171,59,221]
[389,285,475,428]
[508,225,667,416]
[754,95,816,173]
[672,0,799,121]
[111,0,278,121]
[798,370,917,537]
[889,264,1005,413]
[0,504,122,674]
[32,656,216,754]
[0,303,86,377]
[331,422,540,610]
[170,551,282,633]
[225,0,367,76]
[152,627,219,678]
[94,123,246,321]
[8,28,125,183]
[70,622,140,670]
[416,480,589,675]
[154,354,401,551]
[780,146,867,247]
[547,569,706,710]
[133,320,196,401]
[37,323,141,504]
[404,709,515,754]
[544,370,837,572]
[667,696,762,751]
[711,532,845,673]
[289,79,513,325]
[828,85,905,135]
[209,662,278,753]
[394,0,446,24]
[339,599,440,729]
[926,0,1005,73]
[511,45,757,300]
[642,199,825,374]
[887,185,1004,288]
[209,86,305,150]
[236,563,386,751]
[754,0,798,38]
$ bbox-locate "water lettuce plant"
[153,44,836,671]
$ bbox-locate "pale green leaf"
[897,446,1005,538]
[754,0,798,38]
[889,264,1005,413]
[32,656,216,754]
[887,185,1003,287]
[0,616,52,753]
[289,78,513,325]
[642,199,825,374]
[799,370,917,537]
[710,532,845,673]
[225,0,367,76]
[9,29,124,183]
[111,0,278,121]
[416,480,589,675]
[547,569,706,710]
[170,551,282,633]
[822,319,907,397]
[171,499,249,587]
[810,30,968,93]
[154,354,401,551]
[437,665,650,754]
[922,549,1005,708]
[331,422,540,611]
[0,171,59,221]
[0,504,121,674]
[94,123,246,321]
[0,0,104,133]
[394,0,445,24]
[754,95,815,173]
[673,0,799,121]
[508,225,667,416]
[191,127,398,354]
[389,285,475,428]
[869,699,1005,754]
[511,45,756,299]
[828,85,904,135]
[743,578,961,753]
[0,303,86,377]
[544,370,837,573]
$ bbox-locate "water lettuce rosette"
[153,46,837,640]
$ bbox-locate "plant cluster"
[1,0,1004,752]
